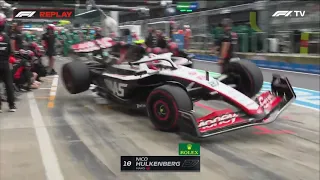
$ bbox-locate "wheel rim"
[153,100,170,121]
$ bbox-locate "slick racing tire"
[147,84,193,132]
[62,61,91,94]
[223,59,263,98]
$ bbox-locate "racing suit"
[0,32,15,109]
[156,35,167,49]
[145,33,157,48]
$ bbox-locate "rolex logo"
[187,144,192,150]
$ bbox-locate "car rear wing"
[178,74,296,138]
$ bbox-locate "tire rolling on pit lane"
[147,84,193,132]
[62,61,91,94]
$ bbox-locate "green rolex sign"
[179,143,200,156]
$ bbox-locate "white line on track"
[292,103,320,111]
[51,75,59,86]
[27,92,64,180]
[194,59,320,76]
[260,67,320,76]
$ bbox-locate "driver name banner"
[121,156,200,171]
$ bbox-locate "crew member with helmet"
[94,27,103,40]
[42,24,57,75]
[218,18,238,73]
[92,27,104,56]
[0,13,17,112]
[156,30,168,49]
[145,28,157,49]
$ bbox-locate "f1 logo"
[181,160,200,167]
[272,11,292,17]
[15,11,36,18]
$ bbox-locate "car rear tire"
[62,61,91,94]
[223,59,263,98]
[147,84,193,132]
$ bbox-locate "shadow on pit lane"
[97,103,274,144]
[56,94,277,144]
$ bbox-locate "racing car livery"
[62,38,296,138]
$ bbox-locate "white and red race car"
[62,38,296,138]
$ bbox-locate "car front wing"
[177,74,296,138]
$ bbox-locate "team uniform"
[41,32,56,57]
[94,27,103,40]
[42,27,57,75]
[220,31,238,64]
[0,13,16,112]
[10,30,23,51]
[145,32,157,48]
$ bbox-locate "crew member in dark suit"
[0,13,16,112]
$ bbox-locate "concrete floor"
[0,57,319,180]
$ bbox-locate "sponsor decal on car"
[104,80,128,97]
[188,71,197,76]
[136,104,146,108]
[198,113,241,132]
[257,91,282,112]
[258,93,276,109]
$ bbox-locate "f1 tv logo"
[15,11,36,18]
[272,11,306,17]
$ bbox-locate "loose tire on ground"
[62,61,91,94]
[146,84,193,131]
[223,59,263,98]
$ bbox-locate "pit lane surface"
[0,57,319,180]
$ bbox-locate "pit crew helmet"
[46,24,55,30]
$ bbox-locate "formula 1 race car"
[62,38,296,138]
